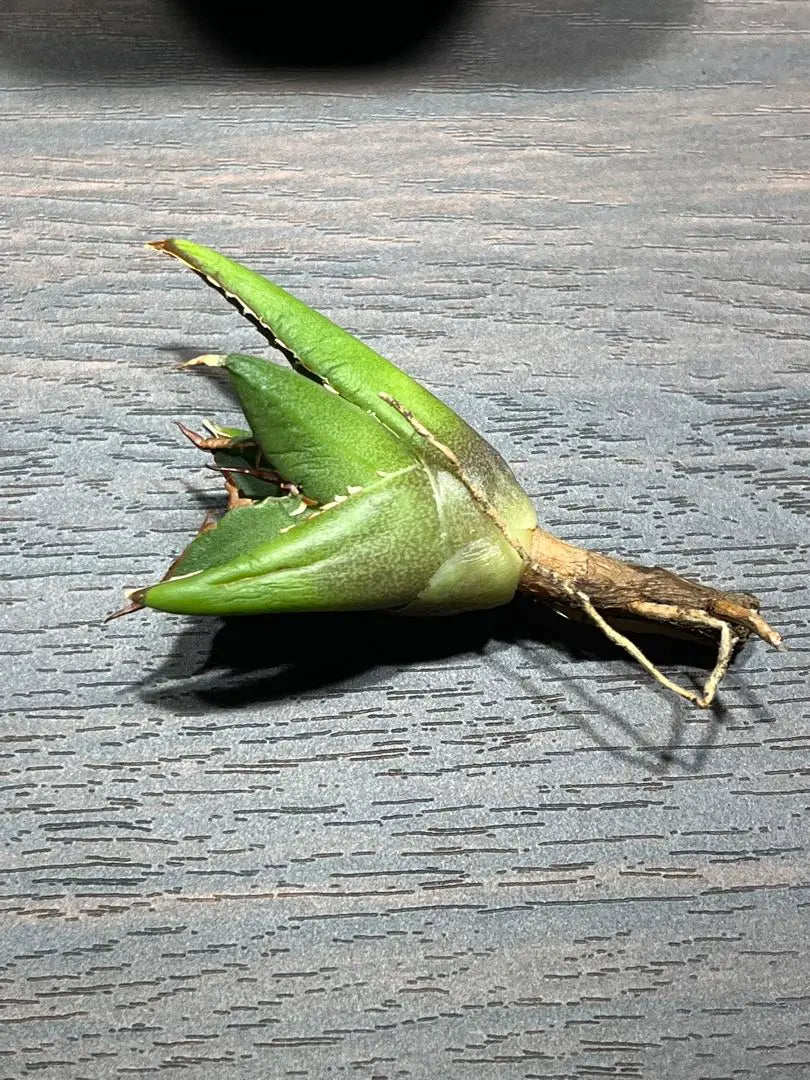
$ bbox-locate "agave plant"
[114,240,781,709]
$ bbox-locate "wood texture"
[2,2,808,1077]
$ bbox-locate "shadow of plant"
[137,589,741,773]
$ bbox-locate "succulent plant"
[114,240,781,709]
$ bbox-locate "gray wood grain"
[2,2,808,1077]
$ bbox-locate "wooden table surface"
[2,2,808,1077]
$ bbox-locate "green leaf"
[219,353,417,504]
[137,466,443,616]
[401,468,524,614]
[168,495,309,579]
[151,239,536,538]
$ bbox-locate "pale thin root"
[708,595,782,648]
[380,392,738,710]
[702,619,737,708]
[575,592,707,707]
[625,600,739,709]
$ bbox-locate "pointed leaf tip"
[183,354,227,368]
[104,589,146,622]
[148,238,208,267]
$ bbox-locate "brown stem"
[519,527,782,649]
[378,393,780,708]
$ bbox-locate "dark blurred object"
[2,0,700,86]
[171,0,466,66]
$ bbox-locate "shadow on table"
[5,0,701,87]
[139,593,733,771]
